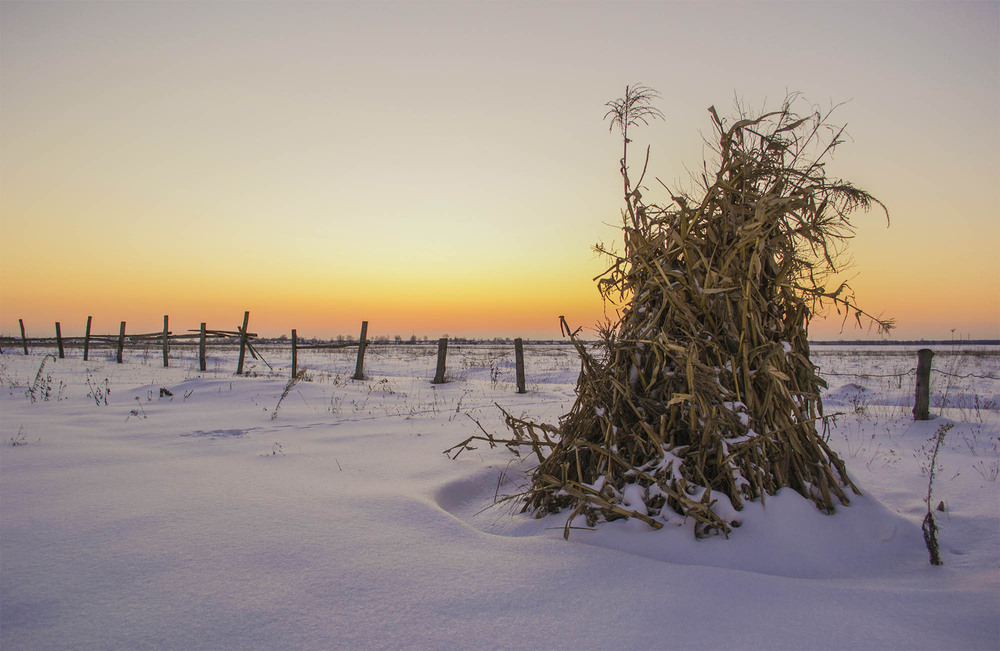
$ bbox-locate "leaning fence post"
[913,348,934,420]
[116,321,126,364]
[514,337,527,394]
[19,319,28,355]
[84,316,93,361]
[162,315,169,367]
[55,322,64,359]
[291,329,298,378]
[199,323,207,372]
[353,321,369,380]
[432,337,448,384]
[236,311,250,375]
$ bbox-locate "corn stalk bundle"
[506,91,891,538]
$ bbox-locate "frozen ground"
[1,343,998,649]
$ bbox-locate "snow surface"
[2,343,998,649]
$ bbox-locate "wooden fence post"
[291,329,298,378]
[913,348,934,420]
[199,323,207,372]
[116,321,126,364]
[353,321,369,380]
[236,311,250,375]
[514,338,526,394]
[432,337,448,384]
[162,315,169,367]
[83,316,93,361]
[55,322,64,359]
[19,319,28,355]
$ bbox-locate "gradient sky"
[2,0,998,341]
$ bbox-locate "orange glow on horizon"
[1,269,611,340]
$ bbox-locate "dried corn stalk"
[508,89,891,538]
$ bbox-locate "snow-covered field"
[2,343,998,650]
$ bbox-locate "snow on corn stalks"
[461,88,893,539]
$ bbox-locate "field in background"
[6,341,996,413]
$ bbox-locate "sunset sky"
[2,1,997,341]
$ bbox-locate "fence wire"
[820,369,916,379]
[931,369,1000,381]
[819,368,998,381]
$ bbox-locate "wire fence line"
[821,369,916,379]
[932,369,1000,381]
[5,315,998,390]
[820,368,998,381]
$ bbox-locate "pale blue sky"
[2,1,998,339]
